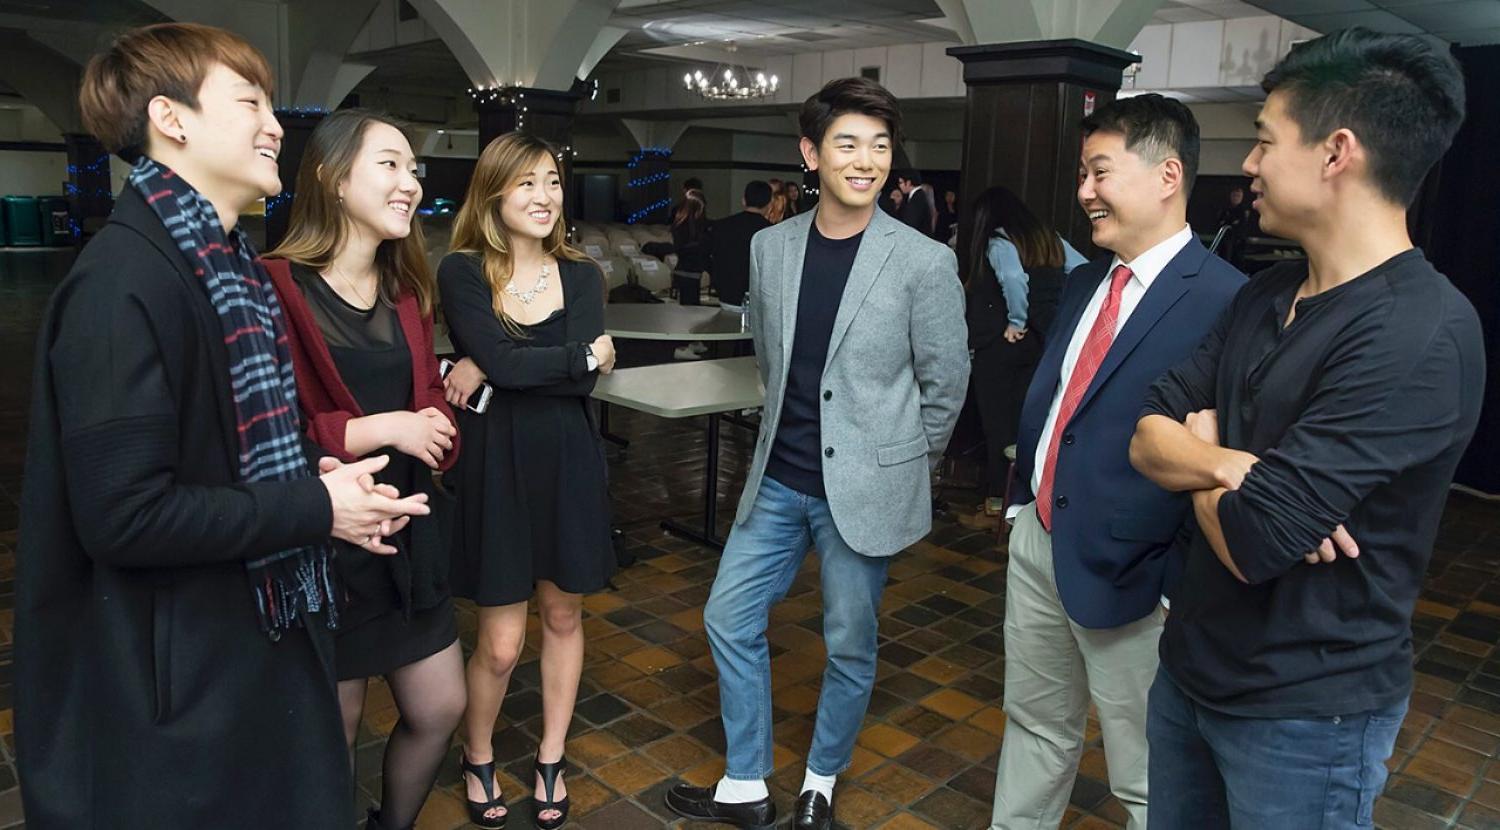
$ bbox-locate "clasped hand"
[385,407,456,469]
[319,455,430,555]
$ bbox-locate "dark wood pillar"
[63,133,112,243]
[474,86,582,182]
[265,109,327,249]
[948,39,1136,271]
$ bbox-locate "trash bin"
[37,196,70,246]
[2,196,41,246]
[0,202,7,247]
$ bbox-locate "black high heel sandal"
[533,755,571,830]
[459,754,508,829]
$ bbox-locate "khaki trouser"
[990,502,1163,830]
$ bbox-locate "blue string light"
[626,198,670,224]
[64,183,113,198]
[274,106,329,118]
[626,171,671,188]
[626,147,672,169]
[67,154,111,175]
[266,191,295,216]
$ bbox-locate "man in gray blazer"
[666,78,970,830]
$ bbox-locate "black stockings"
[339,641,466,828]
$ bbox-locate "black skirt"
[336,597,458,680]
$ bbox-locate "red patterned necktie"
[1036,264,1134,530]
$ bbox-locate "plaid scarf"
[129,157,337,640]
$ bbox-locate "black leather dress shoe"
[793,790,833,830]
[664,783,777,829]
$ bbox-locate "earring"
[178,134,187,143]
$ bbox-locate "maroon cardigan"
[262,258,459,472]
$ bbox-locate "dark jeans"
[1147,666,1405,829]
[674,272,702,305]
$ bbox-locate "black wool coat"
[15,186,349,829]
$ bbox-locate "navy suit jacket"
[1013,237,1244,628]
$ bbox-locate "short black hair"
[896,170,922,186]
[1261,27,1465,206]
[683,177,703,192]
[1081,93,1201,196]
[743,180,771,208]
[799,77,902,147]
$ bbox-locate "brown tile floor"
[2,247,1500,829]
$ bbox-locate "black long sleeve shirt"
[1143,249,1484,718]
[436,253,600,397]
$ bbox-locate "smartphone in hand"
[438,358,494,415]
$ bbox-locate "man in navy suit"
[988,94,1244,830]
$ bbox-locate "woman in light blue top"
[986,227,1089,340]
[964,185,1088,517]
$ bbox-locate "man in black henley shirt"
[1129,28,1481,828]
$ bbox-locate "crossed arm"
[1131,411,1358,583]
[1128,301,1373,585]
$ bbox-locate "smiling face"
[800,112,891,214]
[337,121,421,242]
[1242,90,1329,240]
[498,151,562,241]
[172,62,284,205]
[1077,130,1175,261]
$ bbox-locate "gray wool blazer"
[734,207,970,557]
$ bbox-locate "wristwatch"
[583,343,599,372]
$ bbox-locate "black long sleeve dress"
[437,253,614,606]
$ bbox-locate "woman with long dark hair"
[14,23,429,829]
[671,190,710,305]
[965,185,1088,518]
[784,181,803,216]
[669,191,713,358]
[263,108,464,830]
[438,131,616,830]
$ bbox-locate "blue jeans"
[1147,666,1406,829]
[704,476,891,779]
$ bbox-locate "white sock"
[801,769,837,802]
[714,776,769,803]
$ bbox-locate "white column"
[408,0,622,91]
[140,0,381,108]
[939,0,1165,49]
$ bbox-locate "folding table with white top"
[591,356,764,549]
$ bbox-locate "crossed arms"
[1126,296,1459,585]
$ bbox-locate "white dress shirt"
[1009,224,1194,520]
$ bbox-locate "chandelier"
[683,44,778,101]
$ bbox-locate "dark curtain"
[1416,44,1500,493]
